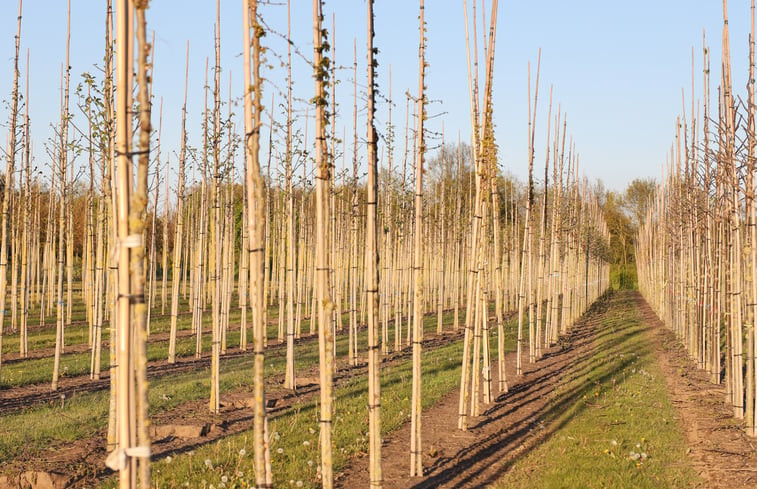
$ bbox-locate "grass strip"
[1,309,495,467]
[135,333,469,489]
[490,292,699,489]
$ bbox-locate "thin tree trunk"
[312,1,335,485]
[243,0,272,484]
[131,5,153,484]
[410,0,425,476]
[0,0,23,374]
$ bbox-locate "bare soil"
[0,323,315,414]
[1,327,465,488]
[11,293,756,488]
[0,308,474,414]
[639,296,757,488]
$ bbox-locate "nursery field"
[2,0,757,487]
[3,290,756,488]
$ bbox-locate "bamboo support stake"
[535,87,553,359]
[517,52,540,375]
[549,114,566,345]
[437,145,446,336]
[20,46,30,361]
[160,154,169,316]
[330,13,342,347]
[91,115,107,380]
[65,159,73,333]
[193,59,209,359]
[240,144,249,351]
[84,104,94,345]
[284,0,296,390]
[382,68,393,355]
[748,0,757,438]
[722,0,744,418]
[410,0,425,476]
[349,38,359,367]
[146,101,161,336]
[10,189,18,337]
[104,0,117,448]
[209,0,222,415]
[474,0,500,407]
[0,0,23,373]
[458,0,483,431]
[110,0,136,485]
[52,1,71,392]
[168,43,189,364]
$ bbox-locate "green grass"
[118,308,520,488]
[0,298,315,387]
[0,283,525,488]
[137,335,469,489]
[610,263,638,290]
[1,304,511,471]
[489,291,699,489]
[1,318,243,387]
[1,289,285,356]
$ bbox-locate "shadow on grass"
[410,289,654,489]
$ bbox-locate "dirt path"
[335,290,756,489]
[336,294,610,488]
[15,291,752,488]
[639,296,757,488]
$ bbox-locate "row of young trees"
[1,0,612,486]
[637,0,757,438]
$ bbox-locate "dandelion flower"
[277,448,284,454]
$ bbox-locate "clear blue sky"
[0,1,752,193]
